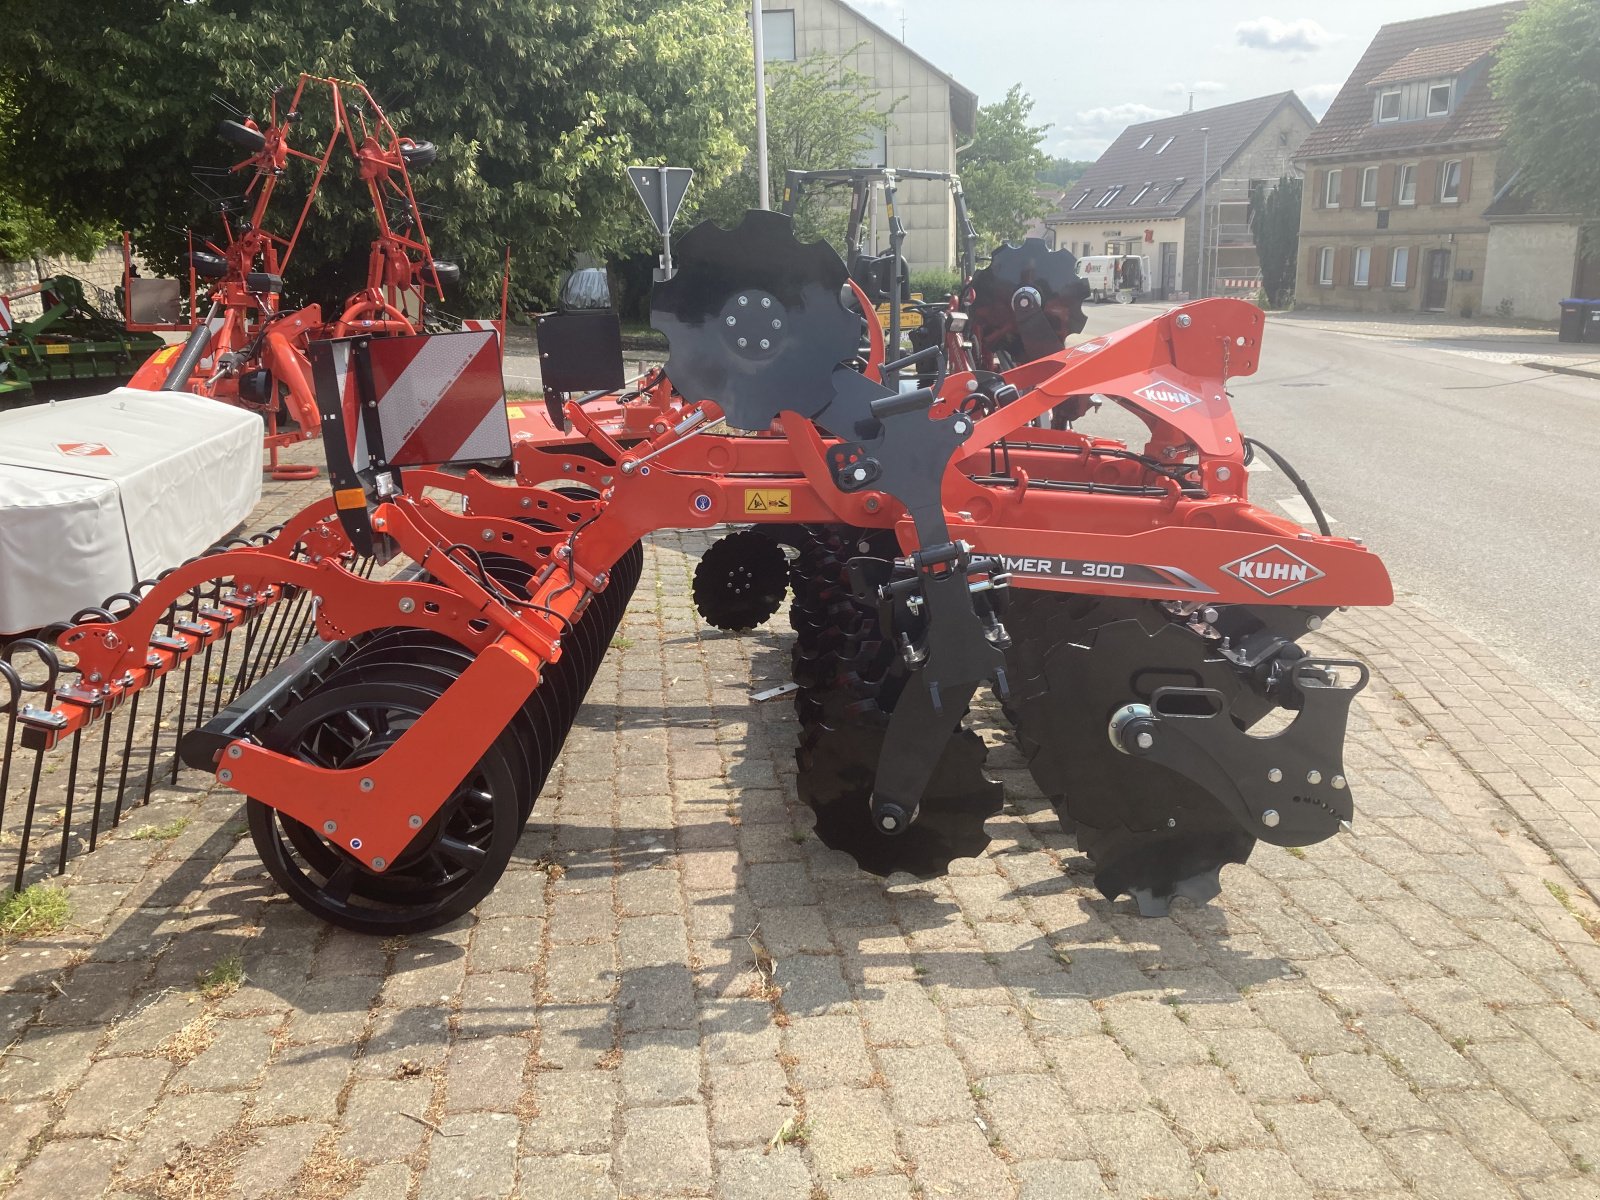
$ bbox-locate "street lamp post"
[753,3,770,209]
[1197,126,1210,298]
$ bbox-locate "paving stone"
[1432,1090,1573,1177]
[1045,1034,1149,1112]
[1306,1051,1436,1134]
[543,942,618,1004]
[1377,1129,1518,1199]
[1268,1100,1398,1190]
[526,1070,618,1154]
[357,1004,452,1077]
[878,1044,972,1126]
[1249,988,1359,1055]
[981,1073,1091,1160]
[255,1045,353,1122]
[620,1027,702,1105]
[824,1178,915,1200]
[1201,1028,1317,1102]
[1467,1038,1595,1122]
[177,1013,279,1090]
[346,1162,414,1200]
[1508,1006,1600,1081]
[785,1013,873,1088]
[0,1025,101,1101]
[617,962,698,1032]
[806,1085,901,1178]
[1014,1159,1112,1200]
[419,1111,521,1200]
[231,1122,328,1200]
[443,1034,530,1113]
[616,1105,711,1195]
[1081,1108,1202,1198]
[860,980,942,1047]
[712,1146,811,1200]
[57,1054,171,1135]
[771,952,853,1015]
[701,1000,781,1065]
[0,1099,50,1179]
[902,1121,1013,1198]
[516,1153,616,1200]
[945,1004,1044,1076]
[708,1058,791,1148]
[1362,1013,1479,1090]
[1152,1064,1269,1150]
[337,1077,435,1162]
[102,989,200,1055]
[278,974,380,1045]
[117,1090,247,1179]
[5,1136,121,1200]
[1199,1147,1315,1200]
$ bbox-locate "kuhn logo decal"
[1221,546,1325,596]
[1133,380,1203,412]
[1069,336,1111,356]
[56,441,113,457]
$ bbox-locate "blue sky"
[844,0,1507,158]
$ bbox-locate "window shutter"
[1333,246,1350,284]
[1416,160,1437,206]
[1458,158,1473,202]
[1378,164,1395,205]
[1340,168,1359,209]
[1313,170,1326,209]
[1405,246,1417,288]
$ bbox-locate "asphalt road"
[1078,301,1600,717]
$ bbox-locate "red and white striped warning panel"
[0,294,12,335]
[365,329,510,466]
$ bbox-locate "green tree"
[695,49,892,246]
[0,0,751,310]
[1493,0,1600,225]
[1248,175,1302,309]
[1037,157,1093,190]
[960,85,1052,250]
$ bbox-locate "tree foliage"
[1037,157,1093,190]
[0,0,752,309]
[1493,0,1600,224]
[1248,175,1301,309]
[695,50,892,247]
[960,85,1052,249]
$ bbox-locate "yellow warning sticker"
[506,405,525,419]
[744,488,792,515]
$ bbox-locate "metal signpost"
[627,165,695,282]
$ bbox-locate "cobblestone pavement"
[4,451,1600,1200]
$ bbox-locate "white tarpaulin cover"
[0,389,263,634]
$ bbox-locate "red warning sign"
[56,441,114,457]
[365,330,510,467]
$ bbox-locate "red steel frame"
[41,298,1392,874]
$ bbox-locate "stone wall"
[0,244,132,324]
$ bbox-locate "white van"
[1079,255,1151,304]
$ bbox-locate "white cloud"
[1298,82,1341,115]
[1164,81,1226,96]
[1074,102,1176,129]
[1051,102,1177,160]
[1234,17,1338,53]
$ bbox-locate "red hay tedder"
[0,202,1391,934]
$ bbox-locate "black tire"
[400,140,438,170]
[217,119,266,152]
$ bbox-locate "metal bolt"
[759,339,770,349]
[953,420,969,434]
[360,777,375,792]
[737,337,748,348]
[1306,769,1322,785]
[1332,775,1347,790]
[1306,614,1323,630]
[398,597,415,614]
[1136,731,1155,750]
[1166,817,1177,828]
[772,319,782,329]
[1268,767,1283,782]
[761,296,772,308]
[852,467,868,481]
[408,814,423,829]
[227,745,243,759]
[724,315,736,326]
[864,496,880,513]
[481,528,494,542]
[371,857,386,870]
[218,769,232,783]
[738,294,749,306]
[1262,808,1280,828]
[1176,313,1192,328]
[880,813,899,832]
[520,497,532,509]
[323,820,338,834]
[1216,466,1231,481]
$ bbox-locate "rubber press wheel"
[247,679,523,935]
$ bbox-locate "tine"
[197,639,217,726]
[56,729,84,875]
[0,663,22,831]
[85,708,115,855]
[211,628,232,717]
[111,692,141,827]
[228,607,261,701]
[14,752,46,894]
[142,673,170,807]
[172,654,196,785]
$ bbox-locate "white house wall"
[1481,221,1582,321]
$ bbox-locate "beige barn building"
[760,0,976,270]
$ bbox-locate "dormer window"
[1378,89,1401,122]
[1156,137,1175,154]
[1427,82,1451,116]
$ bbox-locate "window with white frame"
[1160,177,1186,203]
[1071,190,1092,210]
[1094,185,1124,208]
[1129,182,1153,205]
[1318,247,1334,285]
[1156,137,1175,154]
[1427,83,1451,117]
[763,10,797,61]
[1352,246,1371,287]
[1360,167,1378,207]
[1397,164,1417,205]
[1378,90,1402,122]
[1325,169,1342,208]
[1137,135,1153,150]
[1390,246,1409,287]
[1440,160,1462,202]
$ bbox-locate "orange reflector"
[503,643,533,665]
[334,487,368,510]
